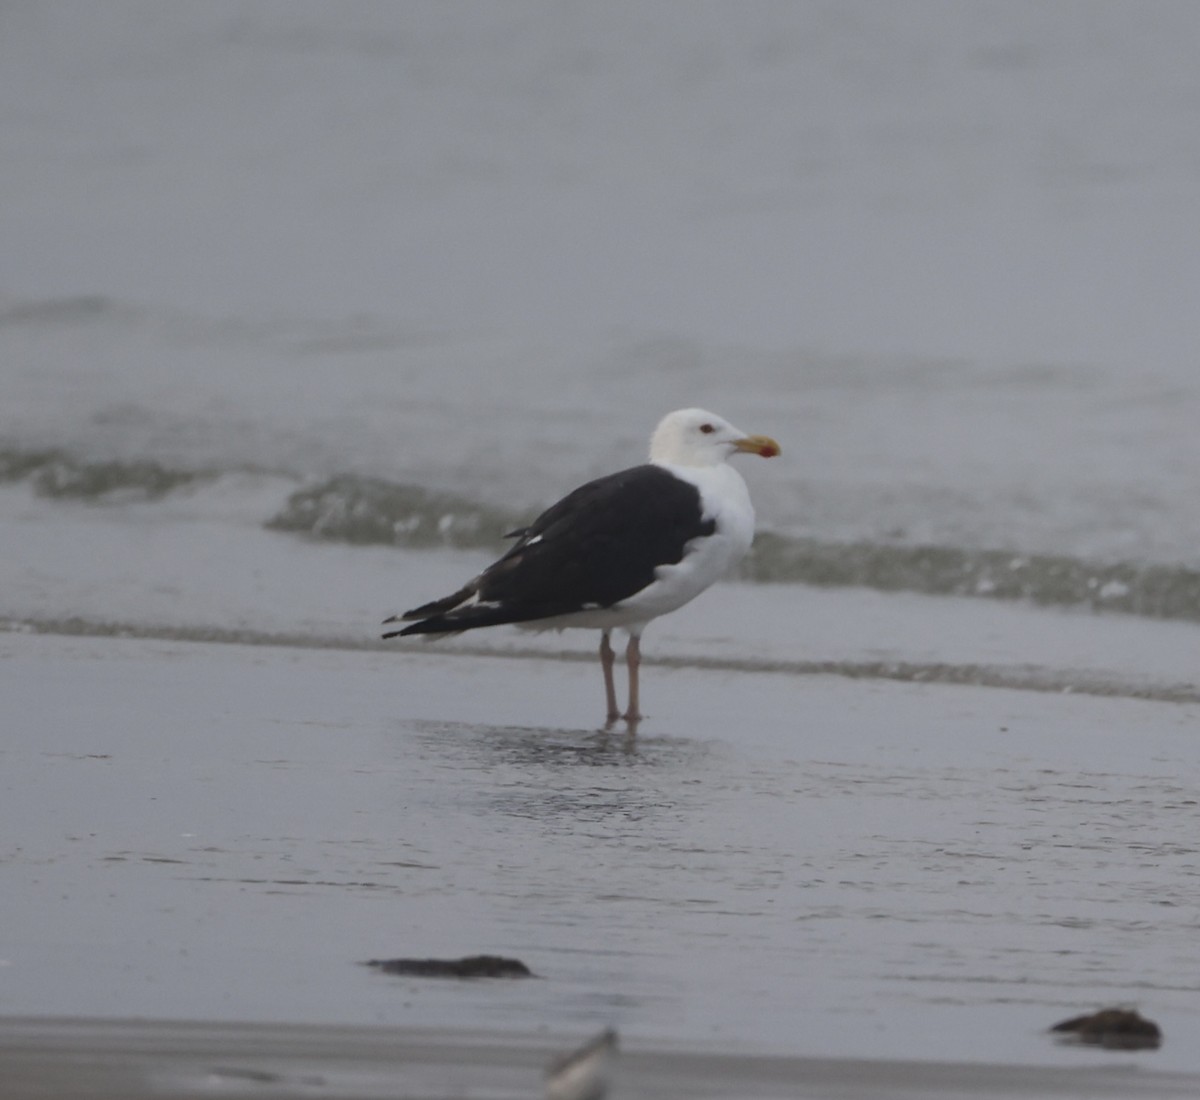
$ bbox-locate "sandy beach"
[4,1015,1200,1100]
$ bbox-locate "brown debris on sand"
[364,954,533,978]
[1050,1008,1162,1050]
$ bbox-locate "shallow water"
[3,632,1198,1078]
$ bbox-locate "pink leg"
[623,634,642,724]
[599,630,620,724]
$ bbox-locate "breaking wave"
[0,447,209,500]
[744,533,1200,622]
[267,473,1200,624]
[265,474,515,548]
[4,448,1199,624]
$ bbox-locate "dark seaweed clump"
[1050,1008,1161,1050]
[364,954,533,979]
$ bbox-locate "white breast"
[615,462,755,623]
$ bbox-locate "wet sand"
[3,1016,1200,1100]
[2,629,1199,1095]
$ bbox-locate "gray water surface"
[3,633,1197,1072]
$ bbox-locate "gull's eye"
[699,423,715,434]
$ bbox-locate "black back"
[396,464,715,634]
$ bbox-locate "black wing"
[392,465,714,635]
